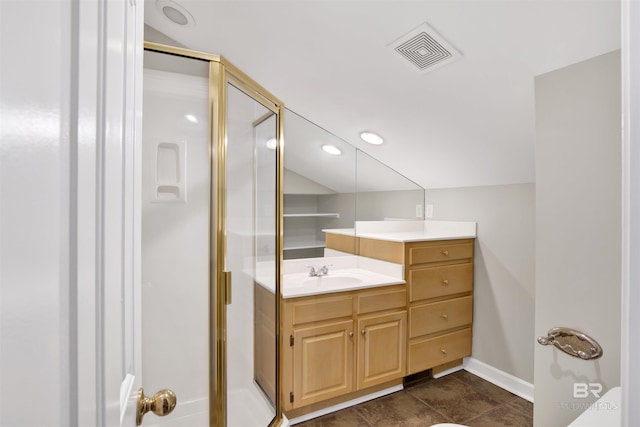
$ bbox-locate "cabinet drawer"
[292,295,353,325]
[409,296,473,338]
[408,328,472,375]
[357,288,406,315]
[408,242,473,265]
[409,263,473,302]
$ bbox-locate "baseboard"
[432,363,465,379]
[462,357,534,403]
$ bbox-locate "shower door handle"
[224,271,232,305]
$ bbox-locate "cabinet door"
[357,311,406,390]
[254,284,276,404]
[292,320,354,408]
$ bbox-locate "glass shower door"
[224,82,278,427]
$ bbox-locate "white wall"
[622,2,640,425]
[426,184,536,384]
[534,50,621,426]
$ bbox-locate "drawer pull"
[441,314,448,320]
[442,279,449,286]
[442,250,449,256]
[440,348,447,355]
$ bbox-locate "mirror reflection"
[356,150,425,222]
[283,109,356,259]
[284,109,425,260]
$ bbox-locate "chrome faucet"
[306,265,318,277]
[317,265,329,276]
[306,264,330,277]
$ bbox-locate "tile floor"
[294,370,533,427]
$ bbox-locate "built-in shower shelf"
[284,213,340,218]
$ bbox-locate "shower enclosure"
[141,43,283,427]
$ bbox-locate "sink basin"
[302,275,364,286]
[280,267,405,298]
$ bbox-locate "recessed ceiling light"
[163,6,188,25]
[322,145,342,155]
[266,138,277,150]
[360,131,384,145]
[156,0,196,27]
[185,114,198,123]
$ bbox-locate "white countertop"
[255,220,474,298]
[323,219,476,242]
[255,256,405,299]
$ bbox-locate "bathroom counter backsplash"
[255,256,405,298]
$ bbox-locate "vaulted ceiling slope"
[145,0,621,189]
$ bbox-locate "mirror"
[283,109,425,260]
[356,150,425,222]
[283,109,356,259]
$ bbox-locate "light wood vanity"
[280,284,406,415]
[256,226,475,418]
[356,235,474,375]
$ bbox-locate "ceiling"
[144,0,621,189]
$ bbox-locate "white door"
[533,51,622,426]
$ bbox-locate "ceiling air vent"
[388,22,462,74]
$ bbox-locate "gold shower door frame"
[143,41,285,427]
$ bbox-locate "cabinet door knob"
[442,279,449,286]
[441,314,448,320]
[349,332,354,337]
[361,329,366,336]
[441,348,447,355]
[441,250,449,256]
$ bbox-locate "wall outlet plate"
[426,204,434,218]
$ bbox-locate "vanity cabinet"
[357,311,406,390]
[254,283,277,404]
[282,285,406,414]
[292,319,354,407]
[327,235,475,376]
[404,239,474,374]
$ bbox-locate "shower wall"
[141,66,210,425]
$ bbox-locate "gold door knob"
[442,279,449,286]
[441,348,447,355]
[137,387,177,426]
[361,329,366,335]
[441,314,448,320]
[349,331,354,337]
[441,250,449,256]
